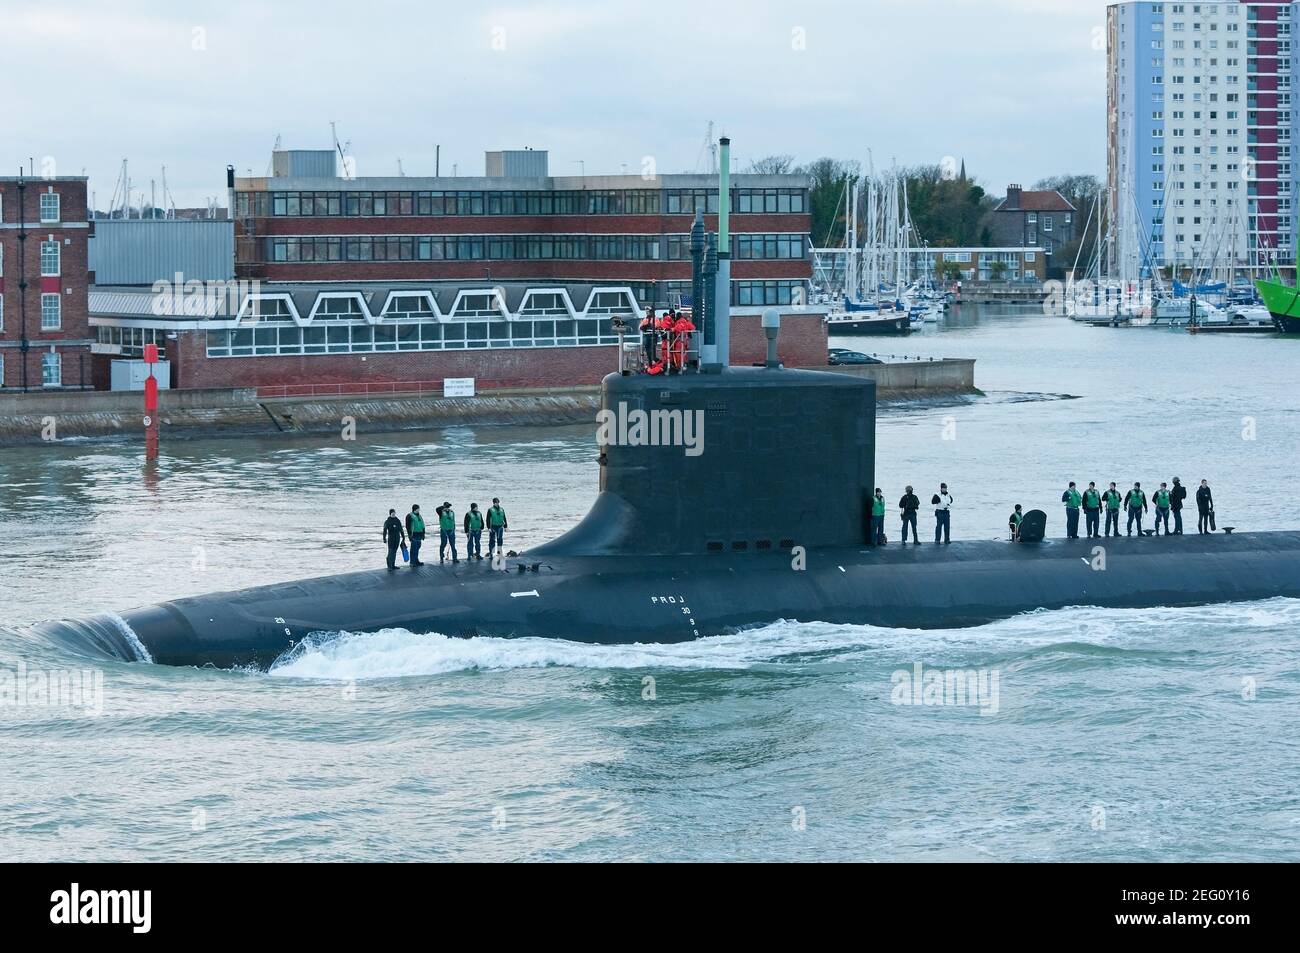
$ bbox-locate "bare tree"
[748,154,797,174]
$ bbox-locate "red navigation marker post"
[143,343,160,460]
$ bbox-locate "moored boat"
[1255,277,1300,333]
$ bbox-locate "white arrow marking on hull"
[510,590,541,598]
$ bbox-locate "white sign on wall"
[443,377,476,397]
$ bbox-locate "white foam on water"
[107,613,154,663]
[269,625,825,681]
[264,598,1300,682]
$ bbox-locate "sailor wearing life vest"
[405,504,427,566]
[464,503,485,560]
[1102,482,1123,537]
[1061,482,1082,540]
[1081,482,1102,539]
[1152,482,1173,536]
[436,501,459,563]
[670,311,695,373]
[487,498,508,556]
[1125,482,1148,536]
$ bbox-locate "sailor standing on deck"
[932,483,953,543]
[1196,479,1215,534]
[872,488,887,545]
[1153,482,1173,536]
[1171,477,1187,534]
[1082,482,1102,539]
[464,503,485,560]
[1126,482,1148,536]
[405,504,426,567]
[487,498,508,556]
[1102,482,1123,537]
[1061,482,1083,539]
[436,502,459,563]
[383,509,407,571]
[899,486,921,545]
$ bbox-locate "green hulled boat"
[1256,276,1300,333]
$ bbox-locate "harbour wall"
[0,360,976,445]
[822,358,975,393]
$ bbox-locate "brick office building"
[233,149,813,308]
[0,176,94,390]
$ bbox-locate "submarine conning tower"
[533,132,876,557]
[532,367,877,556]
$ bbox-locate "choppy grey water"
[2,305,1298,861]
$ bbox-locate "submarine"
[34,139,1300,669]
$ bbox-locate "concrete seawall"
[821,358,976,393]
[0,360,974,445]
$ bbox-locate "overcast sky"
[2,0,1111,209]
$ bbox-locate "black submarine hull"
[41,531,1300,669]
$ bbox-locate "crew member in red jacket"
[670,311,695,372]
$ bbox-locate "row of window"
[265,232,809,264]
[204,318,622,358]
[239,187,808,219]
[242,290,632,322]
[0,295,61,330]
[0,243,60,277]
[94,326,169,358]
[0,353,62,388]
[0,192,61,225]
[618,279,808,307]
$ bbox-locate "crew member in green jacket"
[404,504,426,567]
[1081,482,1102,539]
[1008,504,1023,542]
[436,501,459,563]
[1125,482,1148,537]
[871,488,887,545]
[464,503,485,560]
[487,498,508,557]
[1061,481,1083,539]
[1152,482,1173,536]
[1102,482,1123,537]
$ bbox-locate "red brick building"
[0,176,94,390]
[86,149,825,392]
[232,149,812,308]
[90,281,827,394]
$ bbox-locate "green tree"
[797,157,862,247]
[902,165,996,248]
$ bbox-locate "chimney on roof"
[1006,184,1022,209]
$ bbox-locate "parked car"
[828,350,883,366]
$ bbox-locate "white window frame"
[41,293,62,330]
[42,351,62,388]
[39,191,60,224]
[40,240,60,277]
